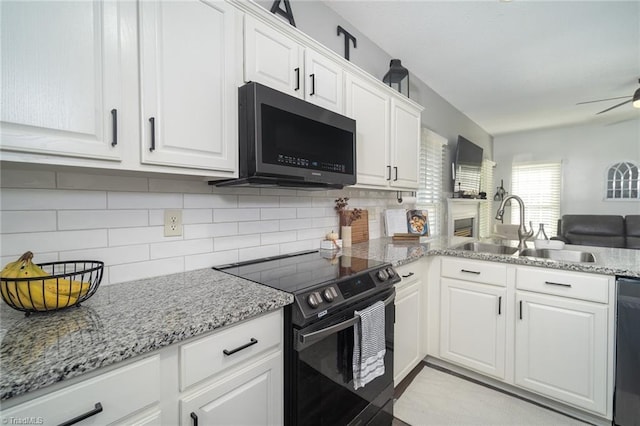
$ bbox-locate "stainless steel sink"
[518,248,596,263]
[454,242,519,255]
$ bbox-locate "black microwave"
[213,82,356,189]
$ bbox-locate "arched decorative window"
[606,161,639,200]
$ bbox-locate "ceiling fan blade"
[577,95,631,105]
[596,99,633,115]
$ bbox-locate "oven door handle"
[296,291,395,350]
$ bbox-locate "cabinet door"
[344,73,390,187]
[180,352,283,426]
[394,279,422,386]
[515,292,608,415]
[139,0,237,172]
[390,97,421,189]
[440,278,506,379]
[244,15,303,98]
[305,49,343,113]
[0,1,122,161]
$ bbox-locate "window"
[606,161,639,200]
[510,162,562,237]
[479,159,495,238]
[417,128,447,236]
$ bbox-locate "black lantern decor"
[383,59,409,97]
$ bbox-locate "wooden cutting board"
[340,209,369,244]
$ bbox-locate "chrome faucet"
[495,195,534,251]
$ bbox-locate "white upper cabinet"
[390,97,421,189]
[243,15,343,114]
[139,0,237,172]
[0,1,123,161]
[345,72,422,190]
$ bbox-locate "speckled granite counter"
[0,268,293,401]
[346,236,640,278]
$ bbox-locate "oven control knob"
[323,287,337,302]
[386,268,396,278]
[376,269,389,281]
[307,292,321,309]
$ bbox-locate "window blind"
[479,159,495,238]
[510,162,562,237]
[417,128,448,236]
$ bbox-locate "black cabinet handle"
[223,338,258,356]
[110,109,117,147]
[401,272,414,278]
[460,269,481,275]
[498,296,502,315]
[149,117,156,152]
[394,166,398,181]
[544,280,572,288]
[58,402,103,426]
[386,165,391,181]
[519,300,523,320]
[190,412,198,426]
[310,73,315,95]
[294,68,300,91]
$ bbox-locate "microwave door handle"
[296,292,395,349]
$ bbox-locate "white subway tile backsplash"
[108,226,168,246]
[107,192,182,209]
[57,172,148,192]
[109,257,184,284]
[0,168,56,188]
[261,208,296,220]
[238,220,279,235]
[0,229,107,257]
[184,193,237,209]
[1,211,57,233]
[59,210,148,230]
[214,234,261,251]
[150,238,213,259]
[61,245,150,266]
[0,168,399,286]
[184,223,238,239]
[260,230,297,245]
[0,189,107,210]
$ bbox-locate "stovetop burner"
[214,250,400,327]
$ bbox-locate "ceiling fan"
[577,79,640,115]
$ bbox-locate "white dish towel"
[353,300,386,390]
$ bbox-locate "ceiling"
[323,0,640,136]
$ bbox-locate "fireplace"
[447,199,483,239]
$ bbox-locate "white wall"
[493,118,640,219]
[0,166,400,285]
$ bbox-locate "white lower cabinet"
[434,257,614,419]
[440,278,506,379]
[393,262,424,386]
[180,352,282,426]
[0,356,161,425]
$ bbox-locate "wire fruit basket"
[1,259,104,315]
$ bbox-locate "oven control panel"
[294,265,400,325]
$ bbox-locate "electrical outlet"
[164,209,182,237]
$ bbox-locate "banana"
[44,279,90,298]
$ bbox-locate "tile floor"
[394,364,589,426]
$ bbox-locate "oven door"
[291,288,395,426]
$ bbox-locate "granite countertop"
[0,268,293,401]
[2,236,638,403]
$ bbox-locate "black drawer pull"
[401,272,414,278]
[223,338,258,356]
[386,165,391,181]
[394,166,398,181]
[149,117,156,152]
[519,300,523,320]
[294,67,300,91]
[461,269,481,275]
[498,296,502,315]
[58,402,103,426]
[191,412,198,426]
[544,281,572,288]
[310,73,315,95]
[111,109,118,146]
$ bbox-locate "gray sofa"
[553,215,640,249]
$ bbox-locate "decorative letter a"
[270,0,296,27]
